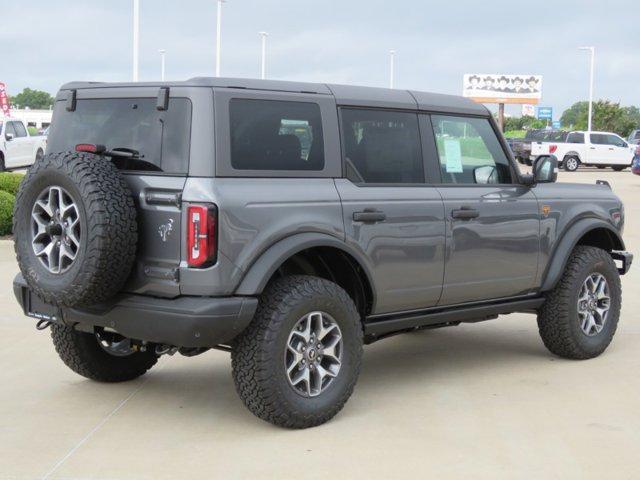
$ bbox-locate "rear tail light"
[549,144,558,154]
[187,205,217,268]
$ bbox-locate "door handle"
[590,147,596,149]
[451,206,479,220]
[353,209,386,223]
[608,148,614,150]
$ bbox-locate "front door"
[429,114,540,305]
[335,108,445,314]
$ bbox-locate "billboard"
[521,104,536,117]
[0,83,10,117]
[463,74,543,104]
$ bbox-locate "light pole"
[215,0,225,77]
[259,32,268,79]
[389,50,395,89]
[159,49,166,81]
[132,0,140,81]
[579,46,595,132]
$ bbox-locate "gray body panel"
[437,185,540,305]
[334,179,445,314]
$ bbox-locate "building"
[6,108,53,130]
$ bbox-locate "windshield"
[47,97,192,174]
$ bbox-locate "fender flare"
[235,232,377,302]
[562,151,581,162]
[540,218,624,292]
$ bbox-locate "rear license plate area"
[24,289,61,322]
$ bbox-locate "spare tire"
[13,152,137,307]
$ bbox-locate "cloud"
[1,0,637,117]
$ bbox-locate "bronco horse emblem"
[158,218,174,242]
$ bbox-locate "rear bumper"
[13,274,258,348]
[612,251,633,275]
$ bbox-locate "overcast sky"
[2,0,637,117]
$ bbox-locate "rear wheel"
[51,324,158,382]
[564,156,580,171]
[537,246,621,359]
[231,275,363,428]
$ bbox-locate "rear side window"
[47,98,192,174]
[567,132,584,144]
[590,134,607,145]
[341,109,423,184]
[229,99,324,171]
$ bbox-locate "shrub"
[0,190,15,235]
[0,172,25,195]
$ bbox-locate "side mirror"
[473,165,498,184]
[5,133,14,141]
[532,155,558,184]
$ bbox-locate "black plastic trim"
[364,296,544,338]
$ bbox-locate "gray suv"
[12,78,633,428]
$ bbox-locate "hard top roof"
[59,77,489,115]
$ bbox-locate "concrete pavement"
[1,169,639,479]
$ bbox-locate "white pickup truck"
[0,118,47,171]
[530,130,635,172]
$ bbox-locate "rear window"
[47,97,192,174]
[229,99,324,171]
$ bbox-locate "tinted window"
[230,99,324,171]
[13,122,27,137]
[47,98,192,174]
[4,122,16,138]
[634,131,640,140]
[567,132,584,144]
[605,134,625,147]
[431,115,512,185]
[341,109,423,184]
[590,134,607,145]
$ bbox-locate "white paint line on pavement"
[41,363,162,480]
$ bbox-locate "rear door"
[335,108,445,314]
[428,114,540,305]
[587,133,612,164]
[47,86,207,297]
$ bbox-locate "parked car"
[513,129,567,166]
[627,129,640,145]
[531,131,634,171]
[12,78,632,428]
[0,118,47,171]
[632,145,640,175]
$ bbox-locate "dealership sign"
[0,83,10,117]
[463,74,543,105]
[537,107,553,120]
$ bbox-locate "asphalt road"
[1,168,639,480]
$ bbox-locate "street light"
[159,49,166,81]
[389,50,396,89]
[132,0,140,81]
[259,32,268,79]
[579,46,595,132]
[215,0,225,77]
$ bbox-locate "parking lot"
[1,168,639,480]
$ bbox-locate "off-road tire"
[537,246,621,359]
[51,324,158,382]
[14,152,137,307]
[231,275,363,429]
[563,155,580,172]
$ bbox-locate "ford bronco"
[12,78,632,428]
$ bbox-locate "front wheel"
[564,156,580,171]
[232,275,363,428]
[612,165,627,172]
[537,246,621,359]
